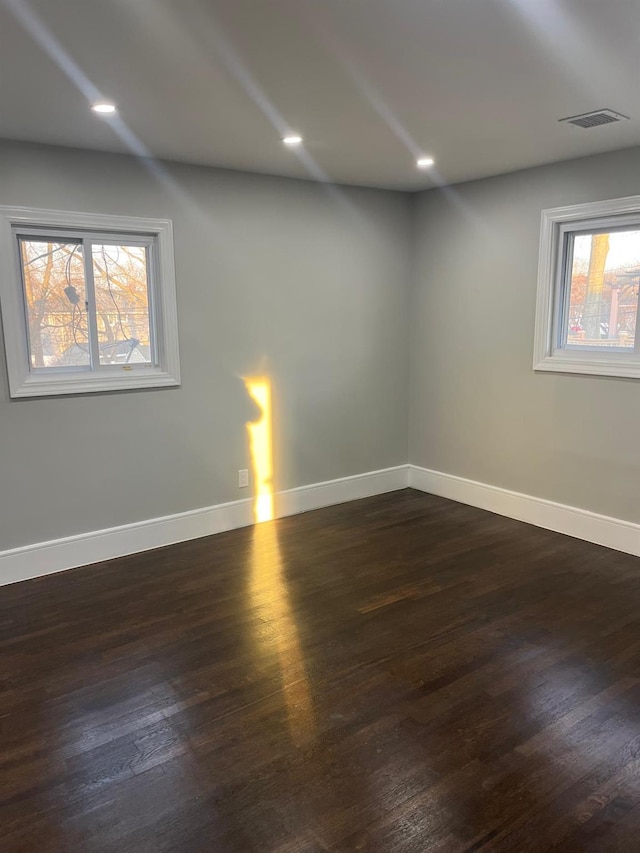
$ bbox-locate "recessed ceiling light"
[282,135,303,146]
[417,156,435,169]
[91,102,117,115]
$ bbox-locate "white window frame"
[534,195,640,380]
[0,206,180,397]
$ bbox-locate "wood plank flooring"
[2,488,640,851]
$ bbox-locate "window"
[0,207,180,397]
[534,196,640,379]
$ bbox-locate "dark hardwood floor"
[3,489,640,852]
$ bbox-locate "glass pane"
[91,244,152,366]
[19,238,90,369]
[566,229,640,349]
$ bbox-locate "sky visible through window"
[572,230,640,271]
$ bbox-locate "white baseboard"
[7,462,636,588]
[0,465,409,587]
[275,464,408,518]
[409,465,640,559]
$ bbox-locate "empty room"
[3,0,640,850]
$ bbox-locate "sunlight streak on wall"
[244,377,275,523]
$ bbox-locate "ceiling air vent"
[559,109,629,129]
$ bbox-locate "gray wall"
[0,141,411,551]
[410,147,640,523]
[6,139,640,554]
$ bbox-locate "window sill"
[10,367,181,398]
[534,352,640,380]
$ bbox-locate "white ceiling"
[2,0,640,190]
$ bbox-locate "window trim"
[0,206,180,397]
[534,195,640,379]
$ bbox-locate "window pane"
[91,244,152,366]
[19,238,90,369]
[566,230,640,348]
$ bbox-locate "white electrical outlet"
[238,469,249,488]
